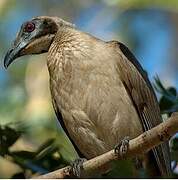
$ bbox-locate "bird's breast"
[47,37,143,158]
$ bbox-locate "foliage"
[0,77,178,178]
[0,124,70,178]
[154,76,178,178]
[1,0,178,178]
[154,76,178,116]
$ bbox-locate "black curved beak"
[4,47,19,69]
[4,41,26,69]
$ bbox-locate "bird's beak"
[4,41,27,69]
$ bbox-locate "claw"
[114,136,130,157]
[71,158,87,177]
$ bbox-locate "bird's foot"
[114,136,130,157]
[71,158,87,177]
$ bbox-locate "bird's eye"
[24,22,35,33]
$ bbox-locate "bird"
[4,16,171,178]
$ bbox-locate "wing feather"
[109,41,171,176]
[51,97,85,158]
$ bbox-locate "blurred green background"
[1,0,178,178]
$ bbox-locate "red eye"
[24,22,35,32]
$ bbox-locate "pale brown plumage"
[4,16,171,177]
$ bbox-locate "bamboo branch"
[37,112,178,179]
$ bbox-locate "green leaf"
[153,76,178,114]
[34,145,59,162]
[11,150,36,159]
[171,137,178,151]
[154,76,177,102]
[0,125,21,156]
[36,138,55,154]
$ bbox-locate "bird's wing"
[108,41,171,176]
[51,97,86,158]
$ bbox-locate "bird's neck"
[47,27,96,80]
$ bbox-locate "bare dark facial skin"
[4,18,58,68]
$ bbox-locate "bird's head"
[4,16,74,68]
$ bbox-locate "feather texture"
[5,16,171,177]
[46,25,171,177]
[108,41,171,176]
